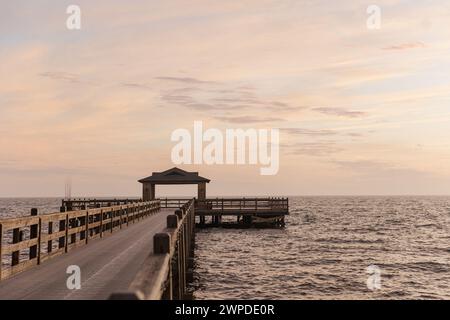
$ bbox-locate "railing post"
[64,214,69,253]
[47,221,53,253]
[69,215,76,244]
[58,206,66,250]
[100,209,104,238]
[29,208,39,261]
[37,217,42,264]
[11,227,20,267]
[110,209,114,233]
[176,234,182,300]
[85,211,89,244]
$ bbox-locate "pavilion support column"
[143,183,156,201]
[151,184,155,200]
[198,182,206,200]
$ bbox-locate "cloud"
[39,72,82,83]
[212,97,262,105]
[312,107,367,118]
[188,103,241,111]
[282,128,366,142]
[347,132,364,137]
[236,85,255,91]
[214,115,285,124]
[334,160,391,171]
[161,94,194,104]
[382,42,426,51]
[287,141,344,157]
[155,76,218,85]
[160,82,303,114]
[121,82,152,90]
[281,128,338,136]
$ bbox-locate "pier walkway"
[0,208,173,300]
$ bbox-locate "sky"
[1,0,450,197]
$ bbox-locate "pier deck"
[0,208,173,300]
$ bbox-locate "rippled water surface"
[1,197,449,299]
[192,197,450,299]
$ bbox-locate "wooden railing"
[111,199,195,300]
[159,197,289,213]
[158,198,192,209]
[0,200,160,281]
[61,198,141,211]
[195,197,289,213]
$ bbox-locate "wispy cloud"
[382,42,426,51]
[312,107,368,118]
[281,128,338,136]
[214,115,285,124]
[121,82,152,90]
[39,71,82,83]
[287,141,344,157]
[155,76,218,85]
[160,82,303,115]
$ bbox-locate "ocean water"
[1,196,449,299]
[192,196,450,300]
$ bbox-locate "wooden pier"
[0,201,160,282]
[0,168,289,299]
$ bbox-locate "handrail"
[159,197,289,211]
[61,198,142,211]
[157,198,191,209]
[0,200,161,281]
[195,198,289,212]
[113,199,195,300]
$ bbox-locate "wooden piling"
[167,215,178,229]
[153,233,170,254]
